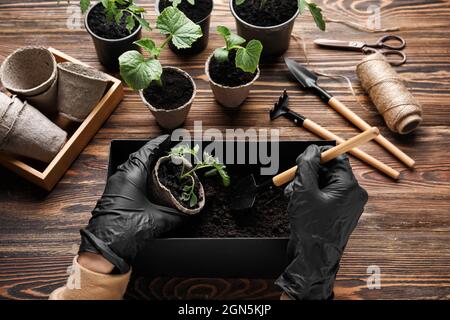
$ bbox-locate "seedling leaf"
[214,48,229,62]
[134,39,161,58]
[80,0,90,13]
[307,3,326,31]
[235,0,245,5]
[189,193,198,208]
[156,6,202,49]
[235,39,263,73]
[119,50,162,90]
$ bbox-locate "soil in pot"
[233,0,297,27]
[143,68,194,110]
[159,0,213,22]
[165,171,290,238]
[156,160,203,210]
[209,50,257,87]
[87,3,139,39]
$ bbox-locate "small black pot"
[156,0,213,56]
[230,0,299,58]
[84,2,142,71]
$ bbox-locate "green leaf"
[187,0,195,5]
[297,0,307,14]
[189,193,198,208]
[134,39,161,58]
[235,0,246,5]
[171,0,182,7]
[80,0,90,13]
[214,47,229,62]
[307,3,326,31]
[216,25,231,38]
[235,39,263,73]
[114,10,123,24]
[216,25,245,51]
[119,50,162,90]
[156,6,202,49]
[125,14,135,32]
[135,15,152,31]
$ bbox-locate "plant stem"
[160,35,173,51]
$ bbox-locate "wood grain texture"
[0,0,449,300]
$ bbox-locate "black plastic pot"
[84,2,142,71]
[108,139,335,278]
[230,0,299,58]
[156,0,213,56]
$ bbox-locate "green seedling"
[170,0,196,6]
[235,0,326,31]
[213,26,263,73]
[118,6,202,90]
[169,144,230,208]
[60,0,151,32]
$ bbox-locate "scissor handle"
[376,35,406,50]
[363,47,407,66]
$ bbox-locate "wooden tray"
[0,48,124,191]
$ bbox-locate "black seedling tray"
[107,139,335,278]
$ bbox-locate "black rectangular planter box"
[107,139,335,278]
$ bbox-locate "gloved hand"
[275,145,368,300]
[79,135,185,274]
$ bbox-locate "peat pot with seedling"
[150,145,230,215]
[119,6,202,129]
[230,0,326,57]
[205,26,262,108]
[70,0,151,71]
[156,0,214,55]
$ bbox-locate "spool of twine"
[356,52,423,134]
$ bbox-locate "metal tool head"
[270,90,290,120]
[230,174,257,211]
[284,57,318,88]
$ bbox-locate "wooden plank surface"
[0,0,449,300]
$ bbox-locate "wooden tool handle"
[328,97,415,168]
[272,127,380,186]
[303,119,400,179]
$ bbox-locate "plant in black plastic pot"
[230,0,325,57]
[156,0,214,55]
[205,26,262,109]
[63,0,151,71]
[119,6,202,129]
[150,144,230,215]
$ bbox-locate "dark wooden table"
[0,0,449,300]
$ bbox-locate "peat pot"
[156,0,213,55]
[108,139,335,278]
[205,52,260,109]
[84,2,142,71]
[230,0,299,58]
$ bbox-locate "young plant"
[118,6,202,90]
[213,26,263,73]
[63,0,151,32]
[169,144,230,208]
[170,0,195,6]
[235,0,326,31]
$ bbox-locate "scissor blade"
[314,39,364,50]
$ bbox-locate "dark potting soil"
[233,0,298,27]
[87,4,139,39]
[159,0,213,22]
[209,50,257,87]
[166,172,290,238]
[143,68,194,110]
[157,160,203,210]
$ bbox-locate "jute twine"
[356,52,422,134]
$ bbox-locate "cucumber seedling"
[118,6,202,89]
[235,0,326,31]
[169,144,230,208]
[213,25,263,73]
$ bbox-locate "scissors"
[314,35,407,66]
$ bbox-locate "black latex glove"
[79,135,185,274]
[275,145,368,300]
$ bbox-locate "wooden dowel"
[303,119,401,179]
[272,127,380,186]
[328,97,415,168]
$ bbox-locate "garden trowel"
[283,57,415,168]
[230,127,380,211]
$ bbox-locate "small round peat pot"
[57,62,110,122]
[139,66,196,130]
[0,94,67,163]
[0,47,58,115]
[150,155,205,215]
[156,0,213,55]
[84,2,142,71]
[230,0,299,58]
[205,51,260,109]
